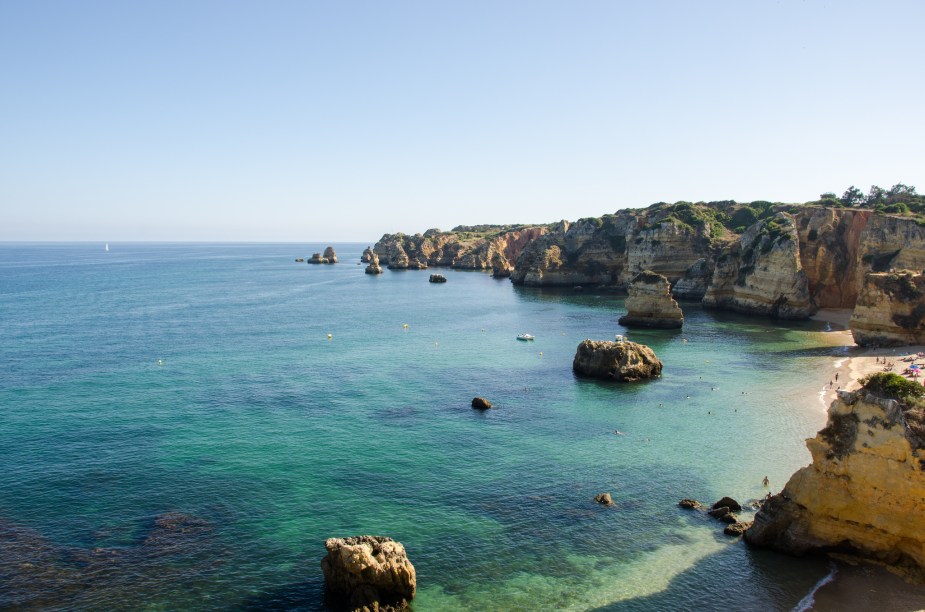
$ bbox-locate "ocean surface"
[0,243,861,610]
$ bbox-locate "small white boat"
[105,243,109,252]
[517,333,535,341]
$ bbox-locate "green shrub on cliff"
[860,372,925,404]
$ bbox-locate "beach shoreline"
[784,309,925,610]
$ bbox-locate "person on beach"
[835,373,839,381]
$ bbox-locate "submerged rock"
[594,493,615,506]
[678,499,702,510]
[321,535,416,611]
[724,521,751,537]
[572,339,662,382]
[618,270,684,329]
[712,496,742,513]
[471,397,493,410]
[429,274,447,283]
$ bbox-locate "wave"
[792,562,837,612]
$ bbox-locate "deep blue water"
[0,243,851,610]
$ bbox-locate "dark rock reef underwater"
[373,195,925,322]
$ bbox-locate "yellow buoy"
[403,323,409,329]
[327,333,333,340]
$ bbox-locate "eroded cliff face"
[850,271,925,346]
[373,227,547,271]
[745,389,925,579]
[702,213,814,319]
[510,210,714,287]
[794,207,872,308]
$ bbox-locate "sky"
[1,1,923,242]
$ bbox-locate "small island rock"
[429,274,447,283]
[572,339,662,382]
[471,397,492,410]
[618,270,684,329]
[321,535,416,611]
[308,252,328,264]
[361,246,374,263]
[712,497,742,513]
[594,493,614,506]
[323,246,338,264]
[365,254,383,275]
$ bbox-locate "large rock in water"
[361,246,374,263]
[618,270,684,329]
[365,253,383,275]
[308,252,329,264]
[321,536,416,611]
[850,271,925,346]
[323,246,338,264]
[745,386,925,580]
[572,339,662,382]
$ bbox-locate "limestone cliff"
[672,258,714,300]
[374,226,547,271]
[702,213,814,319]
[618,271,683,329]
[745,386,925,579]
[850,271,925,346]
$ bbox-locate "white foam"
[792,562,837,612]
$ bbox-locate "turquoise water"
[0,243,848,610]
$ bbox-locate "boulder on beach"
[471,397,493,410]
[572,339,662,382]
[429,274,447,283]
[321,535,416,611]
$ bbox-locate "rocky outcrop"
[572,339,663,382]
[361,246,374,263]
[594,493,614,506]
[618,271,684,329]
[323,246,338,264]
[365,253,383,275]
[672,258,713,300]
[374,226,548,271]
[471,397,492,409]
[321,536,416,611]
[308,252,328,264]
[745,388,925,579]
[850,271,925,346]
[429,274,447,283]
[703,213,814,319]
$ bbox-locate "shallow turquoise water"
[0,243,848,609]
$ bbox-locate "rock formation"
[365,254,383,275]
[671,258,713,300]
[308,252,328,264]
[745,383,925,579]
[594,493,614,506]
[321,536,416,611]
[850,271,925,346]
[471,397,492,410]
[361,246,374,263]
[702,213,814,319]
[429,274,447,283]
[374,226,547,272]
[323,246,338,263]
[572,339,662,382]
[618,270,684,329]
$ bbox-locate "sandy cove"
[811,309,925,410]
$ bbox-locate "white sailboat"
[105,243,109,252]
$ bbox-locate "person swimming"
[762,476,770,487]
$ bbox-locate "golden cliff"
[745,382,925,579]
[373,226,547,271]
[702,213,814,319]
[850,271,925,346]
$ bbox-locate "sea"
[0,242,890,610]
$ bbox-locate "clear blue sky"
[2,1,923,242]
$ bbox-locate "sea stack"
[745,376,925,580]
[429,274,447,283]
[361,246,374,263]
[365,253,383,275]
[307,252,328,264]
[320,535,416,611]
[618,270,684,329]
[850,271,925,346]
[323,246,338,263]
[572,339,662,382]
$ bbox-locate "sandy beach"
[811,309,925,410]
